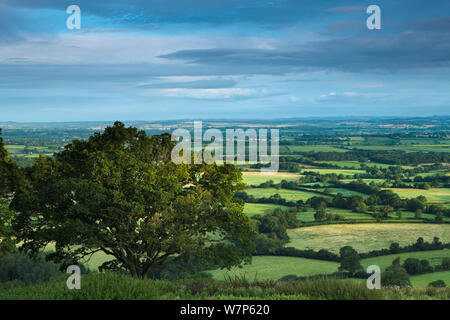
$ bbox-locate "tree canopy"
[0,129,18,257]
[11,122,254,279]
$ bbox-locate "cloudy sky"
[1,0,449,122]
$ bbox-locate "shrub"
[427,280,446,288]
[382,266,411,288]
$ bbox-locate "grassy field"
[315,161,393,169]
[287,223,450,254]
[6,145,56,158]
[316,187,368,198]
[298,208,374,222]
[348,145,450,153]
[385,188,450,204]
[299,168,365,176]
[410,271,450,288]
[360,249,450,271]
[283,145,347,153]
[208,256,339,281]
[2,272,448,300]
[242,172,301,186]
[245,188,330,202]
[244,203,288,217]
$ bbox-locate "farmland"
[209,256,340,281]
[287,224,450,254]
[1,117,450,297]
[245,188,329,202]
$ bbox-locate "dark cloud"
[159,28,450,73]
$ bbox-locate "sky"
[0,0,449,122]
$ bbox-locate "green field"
[348,145,450,153]
[410,271,450,288]
[298,208,374,222]
[287,223,450,254]
[6,144,57,158]
[242,172,301,186]
[360,249,450,271]
[316,187,368,198]
[245,188,330,202]
[244,203,288,217]
[299,168,365,176]
[386,188,450,204]
[283,145,348,153]
[316,161,393,169]
[208,256,339,281]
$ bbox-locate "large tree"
[11,122,254,279]
[0,129,18,257]
[0,129,18,197]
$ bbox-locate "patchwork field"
[410,271,450,288]
[6,145,57,158]
[245,188,330,202]
[298,208,374,222]
[208,256,339,281]
[361,249,450,271]
[316,161,393,169]
[287,223,450,254]
[316,187,368,198]
[386,188,450,204]
[244,203,289,217]
[348,145,450,153]
[282,145,347,153]
[299,168,365,176]
[242,172,301,186]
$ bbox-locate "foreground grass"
[1,273,449,300]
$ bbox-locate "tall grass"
[0,273,448,300]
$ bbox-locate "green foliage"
[0,129,20,257]
[403,258,434,275]
[338,246,363,274]
[427,280,446,288]
[10,122,255,279]
[382,265,411,287]
[0,253,62,285]
[252,208,301,243]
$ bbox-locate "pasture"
[315,161,393,169]
[348,145,450,153]
[299,168,365,176]
[287,223,450,254]
[245,188,329,202]
[410,271,450,288]
[360,249,450,271]
[386,188,450,204]
[298,208,374,222]
[283,145,347,153]
[244,203,289,217]
[242,172,301,186]
[208,256,339,281]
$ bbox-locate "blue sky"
[0,0,449,122]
